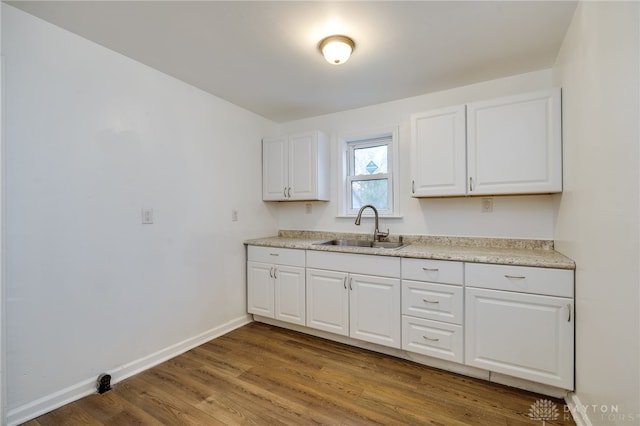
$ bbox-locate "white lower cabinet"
[305,268,349,336]
[465,264,574,390]
[400,258,464,363]
[306,251,401,349]
[274,265,307,325]
[248,245,575,392]
[247,246,306,326]
[350,274,401,348]
[306,268,401,348]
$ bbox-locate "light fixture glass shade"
[319,35,355,65]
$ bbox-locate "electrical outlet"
[142,208,153,224]
[481,198,493,213]
[305,203,312,214]
[232,209,239,222]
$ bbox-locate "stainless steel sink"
[315,239,407,250]
[371,241,407,249]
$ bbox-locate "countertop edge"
[243,237,576,270]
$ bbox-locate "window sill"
[336,214,403,219]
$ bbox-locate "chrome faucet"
[354,204,389,242]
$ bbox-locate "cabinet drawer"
[402,316,463,363]
[401,258,463,285]
[465,263,573,298]
[247,246,306,267]
[306,250,400,278]
[402,280,463,324]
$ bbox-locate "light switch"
[142,208,153,224]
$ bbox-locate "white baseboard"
[565,392,593,426]
[490,372,568,399]
[7,314,252,426]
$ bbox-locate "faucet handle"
[376,229,390,241]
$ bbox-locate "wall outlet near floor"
[96,373,112,394]
[232,209,239,222]
[305,203,312,214]
[481,198,493,213]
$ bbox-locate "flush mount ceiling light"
[319,35,355,65]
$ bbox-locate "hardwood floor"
[23,322,575,425]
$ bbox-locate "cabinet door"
[467,88,562,195]
[306,269,349,336]
[262,136,288,200]
[465,287,574,389]
[288,132,318,200]
[247,261,274,318]
[410,105,467,197]
[349,274,401,348]
[274,265,306,326]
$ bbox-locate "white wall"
[9,1,639,424]
[0,2,5,423]
[276,70,558,240]
[3,4,278,423]
[552,2,640,424]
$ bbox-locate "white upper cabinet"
[410,105,467,197]
[467,88,562,195]
[262,136,288,200]
[262,130,330,201]
[411,88,562,197]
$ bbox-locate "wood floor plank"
[238,363,394,425]
[114,375,224,425]
[24,322,575,425]
[74,391,161,424]
[28,403,104,426]
[191,363,316,424]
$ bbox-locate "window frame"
[339,126,400,217]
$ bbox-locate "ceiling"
[7,1,578,123]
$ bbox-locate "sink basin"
[371,241,408,249]
[315,239,407,250]
[318,239,371,247]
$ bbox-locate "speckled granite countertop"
[244,230,576,270]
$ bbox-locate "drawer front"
[401,258,463,285]
[247,246,306,267]
[306,250,400,278]
[402,280,463,324]
[465,263,574,298]
[402,316,463,363]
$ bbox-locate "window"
[340,127,399,217]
